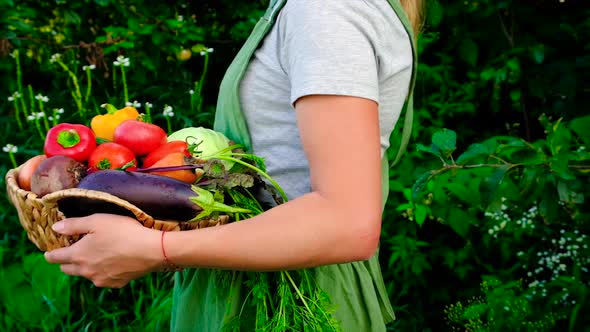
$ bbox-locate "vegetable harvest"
[11,112,340,332]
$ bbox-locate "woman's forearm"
[162,191,382,271]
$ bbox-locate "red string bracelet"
[161,230,183,272]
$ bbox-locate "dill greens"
[189,144,341,331]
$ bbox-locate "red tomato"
[114,120,167,156]
[88,143,137,171]
[143,141,190,168]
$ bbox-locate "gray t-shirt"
[240,0,413,200]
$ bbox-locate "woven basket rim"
[5,167,225,225]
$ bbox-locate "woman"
[44,0,421,330]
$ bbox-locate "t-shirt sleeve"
[278,1,381,106]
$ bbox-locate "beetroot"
[31,155,86,197]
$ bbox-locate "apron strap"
[213,0,288,150]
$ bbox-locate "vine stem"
[56,60,83,115]
[121,66,129,103]
[14,50,29,118]
[441,163,590,170]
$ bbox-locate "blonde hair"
[400,0,424,39]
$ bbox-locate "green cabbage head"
[167,127,234,169]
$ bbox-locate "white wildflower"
[35,94,49,103]
[50,53,62,63]
[2,144,17,153]
[27,115,35,121]
[189,89,195,95]
[56,108,64,114]
[145,102,153,108]
[114,55,130,67]
[125,102,133,107]
[132,100,141,108]
[163,105,174,117]
[177,15,184,21]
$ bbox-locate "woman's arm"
[45,94,384,286]
[165,94,383,271]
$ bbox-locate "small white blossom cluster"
[125,100,142,108]
[49,108,64,122]
[83,64,97,71]
[200,48,214,56]
[522,230,589,305]
[177,15,184,21]
[113,55,130,67]
[27,112,46,121]
[7,91,21,101]
[188,89,195,95]
[163,105,174,117]
[50,53,62,63]
[2,144,17,153]
[35,94,49,103]
[485,201,538,238]
[144,102,153,109]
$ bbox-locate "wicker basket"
[5,167,229,252]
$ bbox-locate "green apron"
[171,0,418,331]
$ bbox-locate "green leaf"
[506,58,520,71]
[432,129,457,159]
[446,182,480,205]
[557,180,584,204]
[456,143,491,164]
[550,155,575,180]
[427,0,444,27]
[189,186,252,221]
[509,89,521,102]
[417,143,441,158]
[116,41,135,49]
[204,159,227,178]
[569,115,590,146]
[459,39,479,67]
[448,207,471,238]
[63,10,82,25]
[152,32,165,46]
[530,45,545,64]
[224,173,255,189]
[412,171,435,200]
[165,19,183,29]
[479,165,509,207]
[415,204,428,226]
[548,121,572,156]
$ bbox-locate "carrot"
[147,152,202,184]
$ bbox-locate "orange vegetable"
[18,155,47,191]
[147,152,202,184]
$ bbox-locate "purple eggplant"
[70,170,202,221]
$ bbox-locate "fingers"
[59,264,83,276]
[51,216,95,236]
[44,246,75,264]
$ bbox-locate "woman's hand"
[44,214,162,288]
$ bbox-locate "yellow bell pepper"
[91,106,139,141]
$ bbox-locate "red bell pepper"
[44,123,97,162]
